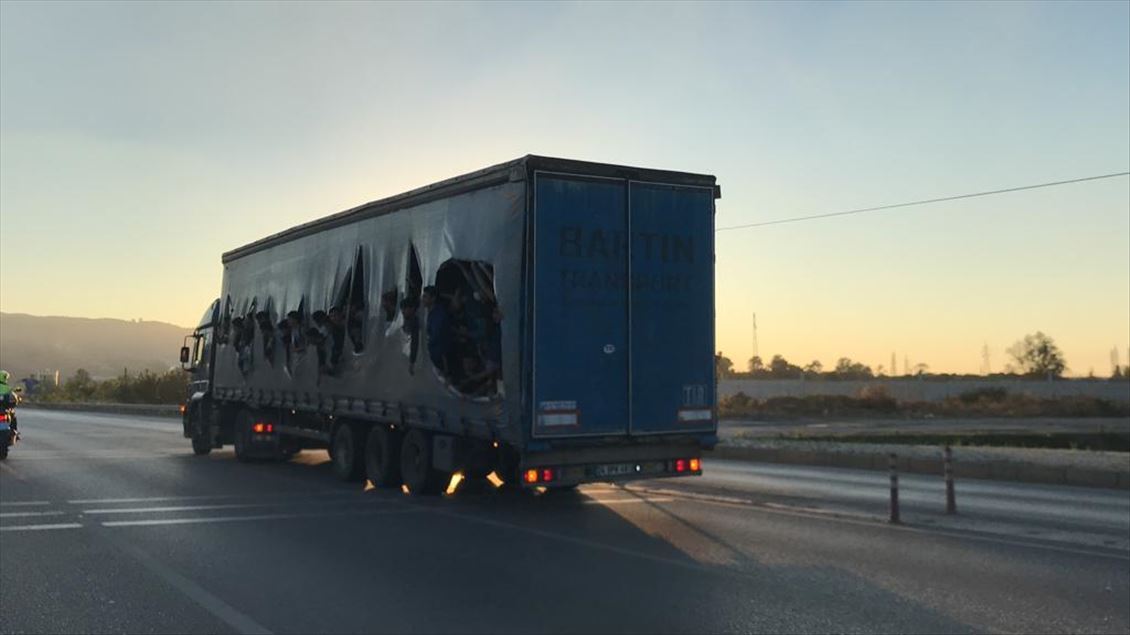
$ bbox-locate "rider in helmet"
[0,370,17,437]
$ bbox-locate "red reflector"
[689,458,701,472]
[541,469,555,483]
[675,459,687,473]
[524,469,539,484]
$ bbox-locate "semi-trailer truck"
[179,155,719,493]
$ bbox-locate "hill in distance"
[0,312,191,382]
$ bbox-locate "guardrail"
[19,402,181,418]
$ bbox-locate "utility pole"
[751,312,759,364]
[981,343,991,375]
[890,352,897,377]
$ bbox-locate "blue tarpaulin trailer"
[180,155,719,493]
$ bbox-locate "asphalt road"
[2,410,1128,634]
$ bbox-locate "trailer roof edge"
[222,155,717,264]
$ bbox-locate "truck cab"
[180,300,219,454]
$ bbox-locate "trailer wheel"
[364,426,401,487]
[331,423,364,482]
[400,429,444,495]
[233,410,253,463]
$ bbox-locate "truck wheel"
[191,434,212,456]
[400,429,444,495]
[364,426,401,487]
[331,423,364,482]
[189,408,212,456]
[233,411,253,463]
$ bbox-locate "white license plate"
[592,463,634,478]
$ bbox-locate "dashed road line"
[101,507,418,527]
[84,498,401,515]
[0,501,52,507]
[0,510,65,519]
[67,491,361,505]
[0,522,83,532]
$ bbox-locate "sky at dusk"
[1,1,1127,376]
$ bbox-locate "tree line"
[27,368,187,404]
[717,332,1126,380]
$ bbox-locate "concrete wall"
[718,378,1130,403]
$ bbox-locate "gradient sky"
[1,1,1127,376]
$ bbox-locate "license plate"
[592,463,634,478]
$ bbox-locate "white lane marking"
[0,523,83,532]
[102,507,417,527]
[69,495,232,504]
[85,499,400,515]
[68,492,360,505]
[584,497,675,506]
[86,503,308,515]
[0,501,51,507]
[105,535,272,635]
[661,490,1130,562]
[0,511,65,519]
[9,452,190,461]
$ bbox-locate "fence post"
[944,445,956,515]
[888,452,900,524]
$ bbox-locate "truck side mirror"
[180,346,191,365]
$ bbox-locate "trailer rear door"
[531,173,715,439]
[626,181,715,435]
[532,174,630,437]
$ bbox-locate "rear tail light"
[523,468,557,484]
[251,422,275,434]
[671,457,702,474]
[0,413,7,423]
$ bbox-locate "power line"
[715,171,1130,232]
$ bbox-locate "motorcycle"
[0,388,19,460]
[0,406,15,460]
